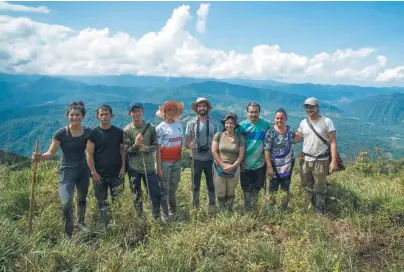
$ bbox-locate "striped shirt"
[239,118,271,170]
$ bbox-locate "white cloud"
[0,1,50,14]
[376,66,404,82]
[196,3,210,34]
[334,55,387,80]
[0,4,403,85]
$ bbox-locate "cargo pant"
[214,166,240,212]
[160,161,182,217]
[299,159,329,213]
[58,161,90,237]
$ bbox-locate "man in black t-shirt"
[86,104,126,230]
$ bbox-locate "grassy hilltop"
[0,152,404,271]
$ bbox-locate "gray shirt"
[185,117,220,161]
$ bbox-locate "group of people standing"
[32,96,340,238]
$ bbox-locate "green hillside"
[0,154,403,271]
[0,77,164,110]
[3,74,404,160]
[0,150,29,166]
[344,93,404,125]
[1,100,404,161]
[0,75,345,114]
[168,81,343,113]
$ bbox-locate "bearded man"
[185,97,221,209]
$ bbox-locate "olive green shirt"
[123,122,157,173]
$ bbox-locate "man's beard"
[198,110,208,116]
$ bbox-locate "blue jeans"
[58,161,90,237]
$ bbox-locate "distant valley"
[1,73,404,160]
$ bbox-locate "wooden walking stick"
[142,153,153,209]
[28,140,39,237]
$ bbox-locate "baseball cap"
[303,97,319,106]
[128,102,143,111]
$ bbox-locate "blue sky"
[1,1,404,86]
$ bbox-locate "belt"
[302,152,329,159]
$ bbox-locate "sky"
[1,1,404,86]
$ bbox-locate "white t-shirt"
[298,116,336,162]
[156,120,184,162]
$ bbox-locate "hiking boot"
[281,193,290,212]
[251,190,260,208]
[152,201,161,219]
[243,191,252,211]
[217,196,226,212]
[63,207,74,238]
[226,196,235,212]
[134,199,144,214]
[314,193,326,214]
[161,200,169,218]
[303,188,314,210]
[192,190,200,209]
[99,208,110,231]
[169,197,177,216]
[208,192,216,207]
[77,201,86,226]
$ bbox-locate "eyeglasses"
[165,108,177,112]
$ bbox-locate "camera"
[198,144,209,153]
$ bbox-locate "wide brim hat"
[156,100,184,120]
[221,112,240,128]
[191,97,212,113]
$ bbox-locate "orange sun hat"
[155,100,184,120]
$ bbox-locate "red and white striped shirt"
[156,120,184,162]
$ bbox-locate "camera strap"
[196,118,209,146]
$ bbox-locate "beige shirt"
[213,132,245,164]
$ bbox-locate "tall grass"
[0,158,403,271]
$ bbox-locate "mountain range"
[1,73,404,159]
